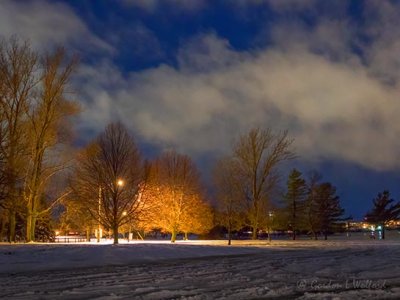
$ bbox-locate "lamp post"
[116,179,124,243]
[268,211,274,242]
[97,179,125,243]
[122,211,129,241]
[97,186,102,243]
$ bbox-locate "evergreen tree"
[313,182,344,240]
[283,169,307,240]
[304,172,322,240]
[365,190,400,239]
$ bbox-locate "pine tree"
[283,169,307,240]
[313,182,344,240]
[365,190,400,239]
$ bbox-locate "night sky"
[2,0,400,219]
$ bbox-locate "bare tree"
[232,128,295,239]
[0,119,6,240]
[59,197,96,242]
[0,108,6,206]
[72,123,145,244]
[213,157,245,245]
[144,150,208,242]
[0,37,37,242]
[180,195,213,240]
[0,37,79,242]
[24,47,79,242]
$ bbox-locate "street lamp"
[122,211,130,242]
[97,186,102,243]
[268,211,274,242]
[96,179,125,243]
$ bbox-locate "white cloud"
[0,0,112,53]
[2,0,400,172]
[82,31,400,171]
[360,0,400,85]
[73,61,125,130]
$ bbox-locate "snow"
[0,239,400,299]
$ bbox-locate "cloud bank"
[1,0,400,172]
[0,0,112,53]
[112,34,400,171]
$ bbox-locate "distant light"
[55,231,60,236]
[377,225,382,230]
[122,211,127,216]
[117,179,124,187]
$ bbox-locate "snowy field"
[1,239,400,299]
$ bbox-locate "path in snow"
[0,240,400,299]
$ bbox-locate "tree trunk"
[324,232,328,240]
[31,215,37,242]
[251,224,257,240]
[293,201,296,240]
[381,226,385,240]
[26,213,31,242]
[251,204,259,240]
[113,224,119,244]
[0,216,6,242]
[171,230,177,243]
[8,210,16,243]
[86,227,90,242]
[26,213,37,242]
[312,231,317,240]
[227,224,232,246]
[184,232,188,240]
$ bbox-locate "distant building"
[347,220,400,231]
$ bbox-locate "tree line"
[213,130,345,244]
[1,38,399,244]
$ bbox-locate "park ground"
[0,238,400,299]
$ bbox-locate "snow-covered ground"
[0,239,399,299]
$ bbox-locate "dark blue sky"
[2,0,399,219]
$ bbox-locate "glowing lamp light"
[117,179,124,187]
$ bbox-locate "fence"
[54,236,87,243]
